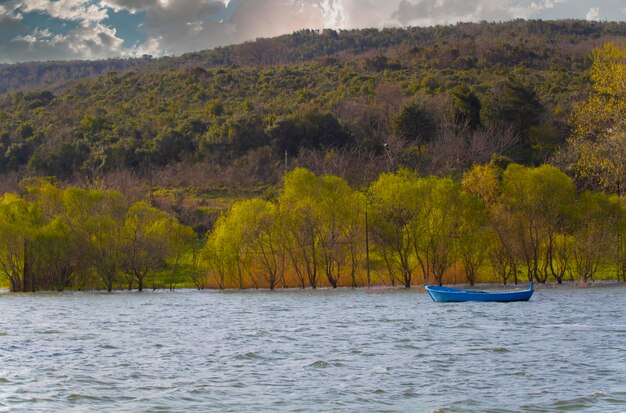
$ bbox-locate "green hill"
[0,20,624,208]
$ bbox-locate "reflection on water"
[0,286,625,412]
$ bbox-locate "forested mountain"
[0,57,151,95]
[3,20,626,94]
[0,20,624,291]
[0,20,624,215]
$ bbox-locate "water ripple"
[0,286,625,411]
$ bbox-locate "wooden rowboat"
[425,283,534,302]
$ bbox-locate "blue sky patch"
[102,8,147,48]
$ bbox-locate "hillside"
[0,20,624,229]
[3,20,626,94]
[0,57,151,95]
[0,20,624,293]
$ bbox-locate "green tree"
[279,168,324,288]
[316,175,364,288]
[63,188,127,292]
[31,218,77,291]
[413,177,463,286]
[450,85,482,130]
[0,194,41,292]
[205,204,250,289]
[121,202,172,291]
[204,226,236,290]
[368,170,420,287]
[481,78,542,135]
[167,223,199,290]
[562,43,626,194]
[267,110,352,157]
[392,101,437,153]
[224,198,286,289]
[499,164,575,283]
[456,191,492,285]
[571,192,624,283]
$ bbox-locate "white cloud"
[9,0,605,64]
[2,21,125,62]
[392,0,567,26]
[125,36,162,57]
[0,1,126,63]
[101,0,329,56]
[18,0,109,23]
[586,7,599,21]
[319,0,346,27]
[11,27,52,43]
[0,1,24,25]
[2,0,626,63]
[11,33,37,44]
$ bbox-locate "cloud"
[331,0,398,28]
[0,0,127,63]
[2,22,125,62]
[98,0,403,56]
[0,2,24,28]
[100,0,331,56]
[18,0,109,23]
[392,0,567,26]
[585,7,599,21]
[1,0,625,64]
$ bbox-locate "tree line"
[0,180,195,292]
[1,163,623,292]
[203,165,625,289]
[2,20,625,94]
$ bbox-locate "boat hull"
[425,284,534,302]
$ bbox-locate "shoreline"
[0,280,623,295]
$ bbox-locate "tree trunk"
[23,240,32,292]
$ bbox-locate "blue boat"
[425,283,534,302]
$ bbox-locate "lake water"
[1,285,625,412]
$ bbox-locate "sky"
[0,0,625,64]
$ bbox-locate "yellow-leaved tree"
[565,43,626,194]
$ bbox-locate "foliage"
[199,166,624,289]
[558,43,626,194]
[0,182,198,292]
[0,23,625,290]
[0,164,624,291]
[0,21,623,191]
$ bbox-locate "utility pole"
[284,150,288,177]
[365,199,371,287]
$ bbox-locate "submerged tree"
[0,194,41,292]
[63,188,127,292]
[499,164,575,283]
[121,202,172,291]
[571,192,624,283]
[368,170,420,287]
[456,191,492,286]
[279,168,323,289]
